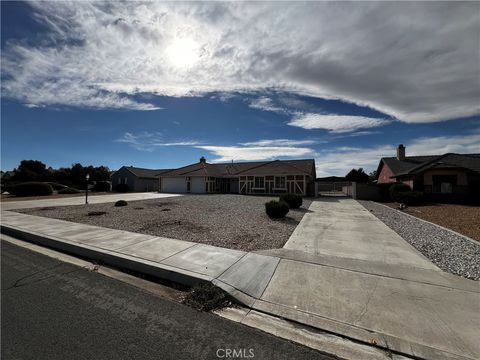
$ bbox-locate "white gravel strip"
[359,200,480,281]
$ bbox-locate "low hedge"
[94,181,111,192]
[395,191,424,205]
[58,187,81,194]
[279,193,303,209]
[114,200,128,207]
[46,182,69,190]
[115,183,130,193]
[265,200,289,218]
[10,182,53,197]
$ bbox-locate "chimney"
[199,156,206,164]
[397,144,405,161]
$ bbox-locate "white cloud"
[196,145,314,162]
[248,97,286,114]
[240,139,316,146]
[116,132,200,151]
[288,114,390,133]
[315,133,480,176]
[1,2,478,121]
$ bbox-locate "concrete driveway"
[284,197,439,270]
[1,192,181,211]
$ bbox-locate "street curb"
[0,224,212,288]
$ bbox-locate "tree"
[345,168,369,183]
[70,163,87,186]
[13,160,48,182]
[368,170,377,183]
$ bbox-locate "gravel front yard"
[360,201,480,281]
[381,202,480,241]
[17,194,311,252]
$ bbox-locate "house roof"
[159,159,316,177]
[379,153,480,178]
[114,166,172,179]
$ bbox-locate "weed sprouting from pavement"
[183,283,231,312]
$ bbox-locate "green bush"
[114,200,128,207]
[396,191,424,205]
[58,187,81,194]
[389,183,411,202]
[94,181,111,192]
[279,193,303,209]
[115,183,130,193]
[10,182,53,197]
[265,200,289,218]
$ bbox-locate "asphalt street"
[1,241,336,360]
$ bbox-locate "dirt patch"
[87,211,107,216]
[381,202,480,241]
[182,283,231,312]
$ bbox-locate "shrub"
[93,181,111,192]
[389,183,411,202]
[396,191,424,205]
[279,193,303,209]
[265,200,289,218]
[10,182,53,197]
[58,187,81,194]
[114,200,128,207]
[115,183,130,193]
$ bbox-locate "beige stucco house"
[158,157,316,196]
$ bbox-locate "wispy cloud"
[248,97,287,114]
[240,139,317,146]
[1,2,478,121]
[116,132,200,151]
[196,145,314,162]
[288,114,390,133]
[315,133,480,176]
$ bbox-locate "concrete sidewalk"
[1,207,479,360]
[1,192,181,211]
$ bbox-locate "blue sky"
[1,2,479,176]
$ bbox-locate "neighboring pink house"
[376,145,480,195]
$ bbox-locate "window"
[440,182,453,193]
[124,177,128,184]
[275,176,286,188]
[432,175,456,194]
[254,176,264,188]
[118,178,121,184]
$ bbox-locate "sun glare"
[166,38,200,68]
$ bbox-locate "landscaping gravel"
[359,200,480,281]
[17,194,311,252]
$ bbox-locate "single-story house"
[158,157,316,196]
[111,166,171,192]
[376,144,480,195]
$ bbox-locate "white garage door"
[162,177,187,193]
[191,177,206,193]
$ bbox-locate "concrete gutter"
[1,210,479,360]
